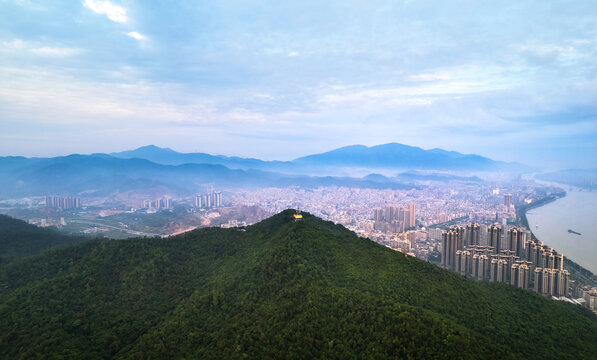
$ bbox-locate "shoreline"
[516,191,566,235]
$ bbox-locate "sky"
[1,0,596,169]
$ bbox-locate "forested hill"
[1,211,596,359]
[0,214,85,259]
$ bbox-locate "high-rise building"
[507,227,527,257]
[490,258,504,282]
[478,255,488,280]
[408,203,416,228]
[510,263,519,287]
[554,252,564,271]
[457,250,470,275]
[527,240,539,268]
[452,225,465,251]
[546,251,555,269]
[534,268,543,294]
[547,269,557,296]
[441,230,450,269]
[214,192,222,207]
[373,208,383,222]
[504,193,513,207]
[407,231,416,249]
[510,263,530,289]
[385,206,395,222]
[555,270,570,297]
[442,228,463,270]
[479,224,489,246]
[488,224,502,254]
[398,207,406,224]
[466,223,480,247]
[519,264,530,289]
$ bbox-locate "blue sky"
[1,0,596,169]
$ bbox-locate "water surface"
[526,189,597,274]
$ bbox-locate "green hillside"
[0,214,85,260]
[1,210,596,359]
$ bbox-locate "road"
[70,219,161,237]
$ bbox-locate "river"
[526,189,597,274]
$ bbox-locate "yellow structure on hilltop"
[293,209,303,221]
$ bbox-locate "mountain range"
[0,211,595,358]
[111,143,524,173]
[0,143,521,199]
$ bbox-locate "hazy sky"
[1,0,596,169]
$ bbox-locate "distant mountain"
[0,142,516,198]
[0,154,417,199]
[111,145,287,170]
[111,143,526,174]
[293,143,523,171]
[0,210,595,358]
[0,154,277,198]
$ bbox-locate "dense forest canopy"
[0,211,596,359]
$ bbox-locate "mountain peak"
[292,142,509,171]
[132,145,176,153]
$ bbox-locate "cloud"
[0,66,273,129]
[1,39,80,57]
[30,46,80,56]
[2,1,597,167]
[127,32,147,41]
[409,73,451,82]
[82,0,127,23]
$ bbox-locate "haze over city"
[1,1,597,358]
[1,0,597,169]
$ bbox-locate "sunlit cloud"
[82,0,127,23]
[127,31,147,41]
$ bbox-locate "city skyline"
[1,1,597,168]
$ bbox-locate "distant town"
[0,176,595,314]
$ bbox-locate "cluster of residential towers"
[45,196,81,210]
[373,203,416,233]
[195,191,223,209]
[441,223,569,297]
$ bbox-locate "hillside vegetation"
[0,211,596,359]
[0,214,85,260]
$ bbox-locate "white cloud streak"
[127,32,147,41]
[83,0,127,23]
[1,39,80,57]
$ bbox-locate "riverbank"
[516,191,566,233]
